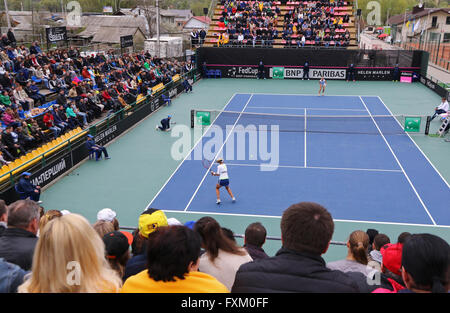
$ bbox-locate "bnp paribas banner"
[270,67,346,80]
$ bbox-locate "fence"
[398,38,450,71]
[119,226,347,247]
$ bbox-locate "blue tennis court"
[147,93,450,227]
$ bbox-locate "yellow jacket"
[120,270,230,293]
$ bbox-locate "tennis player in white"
[211,158,236,204]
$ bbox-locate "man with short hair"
[232,202,370,292]
[243,222,269,260]
[0,199,40,270]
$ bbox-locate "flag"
[406,20,411,28]
[413,19,420,32]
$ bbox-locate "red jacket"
[43,113,54,128]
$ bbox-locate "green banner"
[196,111,211,126]
[404,117,421,132]
[272,67,285,79]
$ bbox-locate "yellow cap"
[138,209,168,238]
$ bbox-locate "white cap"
[61,210,71,215]
[167,217,182,226]
[97,208,116,222]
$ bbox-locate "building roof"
[388,7,450,26]
[77,15,149,39]
[182,16,211,30]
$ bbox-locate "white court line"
[143,93,238,212]
[359,96,437,226]
[304,108,307,167]
[251,92,380,97]
[377,96,450,189]
[246,106,368,112]
[225,163,403,173]
[183,94,254,212]
[160,209,450,229]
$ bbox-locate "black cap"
[103,231,130,259]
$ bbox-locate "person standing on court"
[211,158,236,205]
[302,61,310,80]
[257,61,265,79]
[346,64,356,82]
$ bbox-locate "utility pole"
[4,0,11,29]
[156,0,160,58]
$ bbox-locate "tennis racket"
[202,158,214,175]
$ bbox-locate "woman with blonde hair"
[18,213,122,293]
[326,230,377,277]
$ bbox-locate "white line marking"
[246,106,368,112]
[160,210,450,228]
[183,94,254,212]
[359,96,437,226]
[225,163,403,173]
[251,92,380,97]
[144,93,238,212]
[304,108,307,167]
[377,96,450,188]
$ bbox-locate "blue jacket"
[17,177,36,194]
[0,258,27,293]
[86,139,98,151]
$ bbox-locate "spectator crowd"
[216,0,352,47]
[0,199,448,294]
[0,31,195,168]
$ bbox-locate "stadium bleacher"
[204,0,357,48]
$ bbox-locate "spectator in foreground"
[96,208,119,231]
[123,208,168,281]
[121,226,229,293]
[194,216,252,291]
[0,257,26,293]
[0,199,7,236]
[372,243,406,293]
[243,222,269,260]
[18,213,122,293]
[232,202,370,293]
[366,228,379,253]
[327,230,375,277]
[369,233,391,269]
[399,234,449,293]
[38,209,62,234]
[0,200,39,270]
[92,220,114,239]
[103,231,131,281]
[397,232,412,244]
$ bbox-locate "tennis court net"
[190,109,432,135]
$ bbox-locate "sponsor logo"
[95,125,118,143]
[31,158,67,186]
[271,68,346,80]
[169,89,177,98]
[227,67,259,78]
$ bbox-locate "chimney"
[412,5,424,15]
